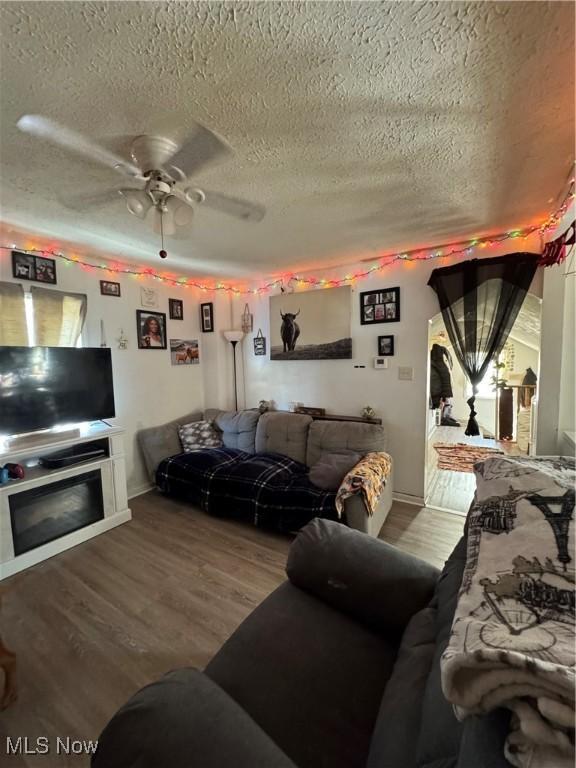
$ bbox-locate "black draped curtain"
[428,253,540,436]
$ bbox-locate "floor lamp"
[223,330,245,410]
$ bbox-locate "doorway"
[425,295,541,515]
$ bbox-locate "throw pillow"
[178,420,223,453]
[308,451,362,491]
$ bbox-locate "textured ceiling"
[0,1,574,277]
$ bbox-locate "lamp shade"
[223,330,245,343]
[121,189,153,219]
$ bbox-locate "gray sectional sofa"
[138,409,393,537]
[92,517,509,768]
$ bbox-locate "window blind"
[30,286,87,346]
[0,281,27,345]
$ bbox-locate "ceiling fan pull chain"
[159,209,167,259]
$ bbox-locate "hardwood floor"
[426,424,522,514]
[0,492,464,766]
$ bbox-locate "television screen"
[0,347,115,435]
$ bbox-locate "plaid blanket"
[156,448,338,533]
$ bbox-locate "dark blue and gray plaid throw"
[156,448,338,532]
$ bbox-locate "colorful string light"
[1,184,573,295]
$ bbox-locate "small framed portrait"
[34,256,57,284]
[140,286,158,308]
[100,280,121,297]
[200,302,214,333]
[12,251,36,280]
[169,298,183,320]
[378,335,395,356]
[136,310,167,349]
[360,287,400,325]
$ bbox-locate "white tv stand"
[0,422,131,580]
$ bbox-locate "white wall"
[231,236,542,501]
[0,233,205,496]
[536,202,575,455]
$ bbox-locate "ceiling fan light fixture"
[121,189,153,219]
[164,195,194,227]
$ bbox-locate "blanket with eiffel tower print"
[441,455,575,768]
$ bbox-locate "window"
[0,282,86,347]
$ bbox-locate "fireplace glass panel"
[10,470,104,556]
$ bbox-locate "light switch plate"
[374,357,388,369]
[398,366,414,381]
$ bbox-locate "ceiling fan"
[16,115,265,258]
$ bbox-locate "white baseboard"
[392,492,426,507]
[128,482,154,500]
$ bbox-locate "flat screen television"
[0,347,116,436]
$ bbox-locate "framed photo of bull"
[270,285,352,360]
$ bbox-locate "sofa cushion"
[206,581,397,768]
[255,412,312,464]
[138,411,203,480]
[93,668,297,768]
[178,420,223,452]
[415,535,509,768]
[214,410,260,453]
[367,605,437,768]
[306,420,386,467]
[308,450,362,490]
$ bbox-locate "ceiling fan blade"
[193,189,266,222]
[17,115,143,179]
[59,188,128,212]
[163,122,232,179]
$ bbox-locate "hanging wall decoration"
[360,288,400,325]
[241,303,253,333]
[100,280,121,297]
[12,250,57,284]
[270,285,352,360]
[169,298,183,319]
[253,329,267,356]
[2,183,573,295]
[117,329,128,350]
[170,339,199,365]
[140,286,158,308]
[136,310,167,349]
[200,302,214,332]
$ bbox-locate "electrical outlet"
[398,366,414,381]
[374,357,388,369]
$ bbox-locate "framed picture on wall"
[12,250,57,284]
[169,298,183,320]
[170,339,199,365]
[378,335,395,356]
[100,280,121,297]
[140,286,158,308]
[360,287,400,325]
[136,310,167,349]
[200,302,214,333]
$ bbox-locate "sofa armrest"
[286,518,440,634]
[138,411,203,480]
[92,668,297,768]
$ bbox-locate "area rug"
[433,443,504,473]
